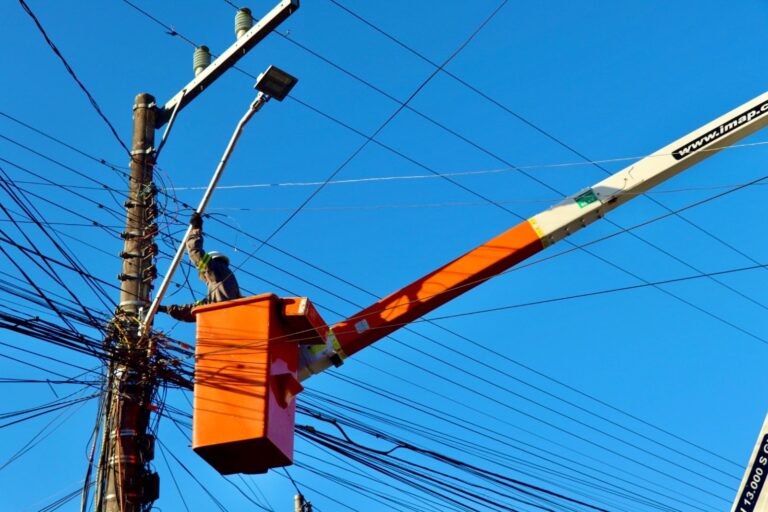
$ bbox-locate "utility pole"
[93,3,300,510]
[97,93,159,512]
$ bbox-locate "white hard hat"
[206,251,230,266]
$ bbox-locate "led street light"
[255,65,298,101]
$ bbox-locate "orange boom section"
[333,219,545,357]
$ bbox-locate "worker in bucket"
[158,212,241,322]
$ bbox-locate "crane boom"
[298,90,768,381]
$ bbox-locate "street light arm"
[141,92,267,337]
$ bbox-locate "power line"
[0,167,115,325]
[297,420,611,512]
[17,0,131,158]
[247,0,509,256]
[0,387,91,472]
[425,262,768,324]
[314,375,690,511]
[0,111,131,175]
[168,159,768,191]
[324,0,768,281]
[153,149,760,508]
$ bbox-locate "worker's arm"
[186,213,206,270]
[158,303,201,322]
[165,303,198,323]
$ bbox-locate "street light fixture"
[255,65,298,101]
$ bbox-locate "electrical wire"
[0,386,92,471]
[232,0,508,275]
[170,161,768,192]
[17,0,131,158]
[309,376,687,511]
[322,0,768,310]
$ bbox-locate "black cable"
[296,408,688,510]
[186,257,768,356]
[301,387,687,512]
[79,370,106,512]
[293,457,441,512]
[0,378,97,385]
[156,436,191,512]
[0,111,131,176]
[364,345,728,506]
[346,352,713,510]
[0,229,120,302]
[154,217,756,508]
[156,437,229,511]
[17,0,131,158]
[0,240,78,332]
[6,79,756,420]
[0,130,129,191]
[0,387,91,471]
[294,446,463,512]
[249,0,508,255]
[0,339,98,374]
[120,0,199,47]
[0,167,114,327]
[325,0,762,271]
[103,4,768,478]
[426,262,768,324]
[288,91,768,343]
[38,481,94,512]
[275,468,364,512]
[0,394,97,430]
[155,421,273,512]
[272,27,768,319]
[298,424,552,512]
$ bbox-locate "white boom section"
[529,92,768,248]
[731,413,768,512]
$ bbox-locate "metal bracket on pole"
[140,92,267,337]
[155,0,299,127]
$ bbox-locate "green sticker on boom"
[575,189,598,208]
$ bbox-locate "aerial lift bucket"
[192,293,327,474]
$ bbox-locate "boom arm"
[298,90,768,381]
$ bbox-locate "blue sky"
[1,1,767,510]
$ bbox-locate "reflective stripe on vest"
[196,253,212,272]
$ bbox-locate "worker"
[158,212,241,322]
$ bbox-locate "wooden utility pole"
[91,4,299,509]
[96,93,159,512]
